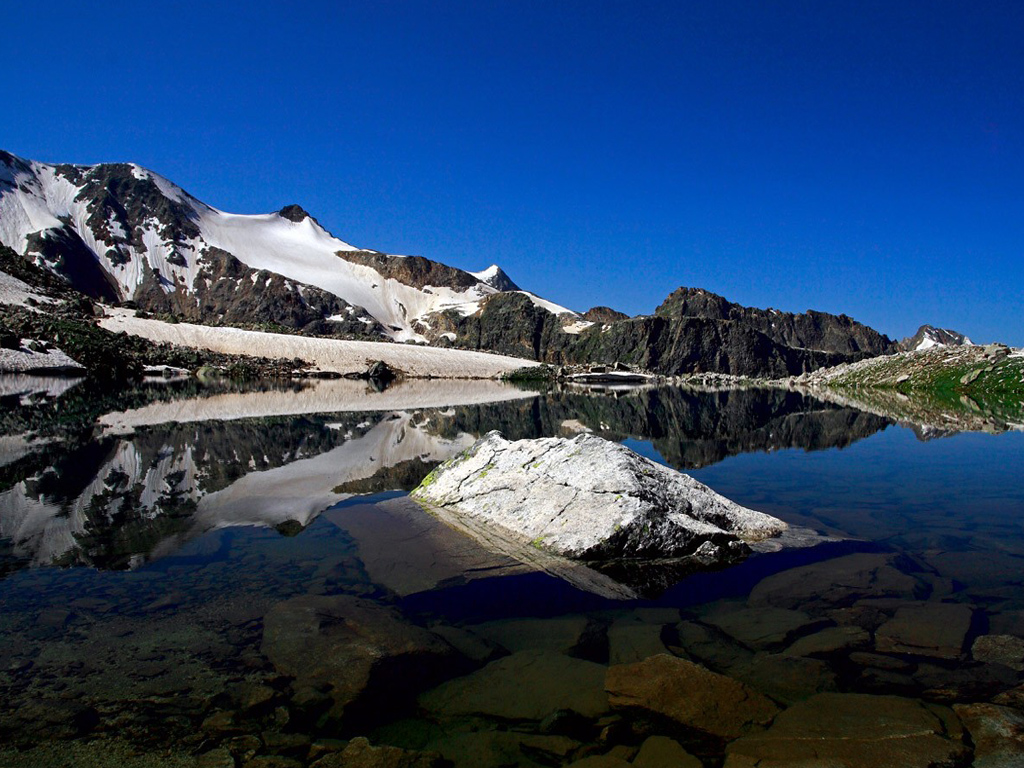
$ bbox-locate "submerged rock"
[604,654,779,740]
[724,692,968,768]
[748,553,924,611]
[954,702,1024,767]
[972,634,1024,672]
[311,737,445,768]
[875,602,973,660]
[419,649,610,721]
[702,605,828,651]
[411,432,786,566]
[260,595,464,725]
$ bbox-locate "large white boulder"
[411,431,786,563]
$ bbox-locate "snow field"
[98,308,540,379]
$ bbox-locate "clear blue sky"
[4,1,1022,344]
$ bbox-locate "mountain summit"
[899,325,974,352]
[0,151,569,342]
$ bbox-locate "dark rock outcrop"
[564,315,856,377]
[338,250,480,291]
[277,204,315,223]
[134,247,385,337]
[656,287,897,355]
[449,292,568,360]
[583,306,630,323]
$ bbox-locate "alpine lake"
[1,375,1022,767]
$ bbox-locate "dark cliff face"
[565,315,853,376]
[23,228,120,302]
[133,247,386,337]
[656,287,897,356]
[444,294,860,377]
[450,292,568,360]
[337,250,481,291]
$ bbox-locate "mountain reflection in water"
[2,381,1022,768]
[1,386,889,574]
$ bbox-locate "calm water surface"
[0,382,1021,766]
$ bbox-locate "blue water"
[0,389,1021,765]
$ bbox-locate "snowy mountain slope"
[0,151,578,342]
[899,324,974,352]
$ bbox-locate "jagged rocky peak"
[655,286,897,356]
[277,204,314,223]
[656,286,734,320]
[900,324,975,352]
[471,264,520,292]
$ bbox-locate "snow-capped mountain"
[899,324,974,352]
[0,151,576,342]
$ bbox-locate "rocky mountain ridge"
[655,286,897,356]
[0,150,940,377]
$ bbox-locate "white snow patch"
[0,270,51,308]
[98,378,538,433]
[561,319,594,335]
[0,341,84,373]
[470,265,502,282]
[518,291,578,316]
[98,309,539,378]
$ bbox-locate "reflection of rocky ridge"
[0,412,473,571]
[427,388,892,470]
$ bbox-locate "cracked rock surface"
[411,431,786,563]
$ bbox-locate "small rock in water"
[412,432,786,565]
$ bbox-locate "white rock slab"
[411,431,786,562]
